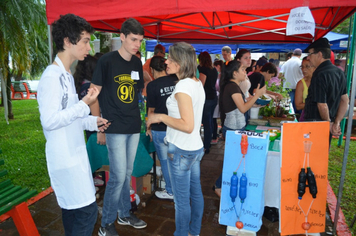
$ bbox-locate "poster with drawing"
[280,122,329,235]
[219,130,269,231]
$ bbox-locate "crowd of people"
[37,13,348,236]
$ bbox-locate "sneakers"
[155,190,174,200]
[211,139,218,144]
[98,223,118,236]
[117,213,147,229]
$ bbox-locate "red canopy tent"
[46,0,356,44]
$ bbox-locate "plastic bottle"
[230,172,238,202]
[138,100,145,133]
[239,173,247,203]
[307,167,317,198]
[240,134,248,155]
[297,168,307,199]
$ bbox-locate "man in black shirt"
[304,38,349,142]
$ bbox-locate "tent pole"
[47,25,53,64]
[338,14,354,147]
[332,13,356,234]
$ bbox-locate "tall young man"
[37,14,109,235]
[90,18,146,236]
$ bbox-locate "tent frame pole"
[338,14,354,147]
[333,12,356,234]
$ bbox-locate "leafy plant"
[267,75,291,99]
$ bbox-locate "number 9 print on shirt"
[114,71,139,104]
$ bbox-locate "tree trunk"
[6,74,13,119]
[3,55,14,119]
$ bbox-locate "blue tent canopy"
[146,32,349,53]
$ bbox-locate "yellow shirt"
[301,78,308,103]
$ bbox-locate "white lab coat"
[37,56,97,209]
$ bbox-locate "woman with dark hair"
[146,56,178,200]
[74,55,98,99]
[214,60,266,191]
[235,49,252,98]
[220,60,266,137]
[147,42,205,236]
[235,49,253,123]
[198,51,218,154]
[73,55,98,140]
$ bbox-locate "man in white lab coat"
[37,14,110,236]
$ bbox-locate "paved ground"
[0,139,334,236]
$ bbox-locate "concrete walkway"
[0,139,333,236]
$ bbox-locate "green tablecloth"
[87,133,155,177]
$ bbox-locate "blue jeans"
[202,98,218,150]
[62,201,98,236]
[151,130,172,195]
[101,133,140,227]
[167,143,204,236]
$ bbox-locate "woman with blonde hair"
[147,42,205,236]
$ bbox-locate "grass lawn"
[0,99,355,233]
[0,100,49,192]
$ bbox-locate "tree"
[332,16,353,35]
[0,0,48,119]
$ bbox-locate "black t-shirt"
[221,81,244,113]
[304,60,347,122]
[92,51,144,134]
[248,72,265,95]
[146,74,178,131]
[198,66,218,100]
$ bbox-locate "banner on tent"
[287,7,315,37]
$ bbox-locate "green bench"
[0,154,39,235]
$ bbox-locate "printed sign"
[280,122,329,235]
[219,130,269,232]
[286,7,315,37]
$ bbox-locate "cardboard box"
[96,165,110,184]
[142,175,152,194]
[131,176,143,197]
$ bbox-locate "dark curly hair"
[52,14,94,53]
[150,56,166,72]
[120,18,144,37]
[73,55,97,94]
[220,60,242,92]
[198,51,213,69]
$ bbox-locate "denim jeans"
[202,98,218,150]
[151,130,172,195]
[101,133,140,227]
[62,201,98,236]
[167,142,204,236]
